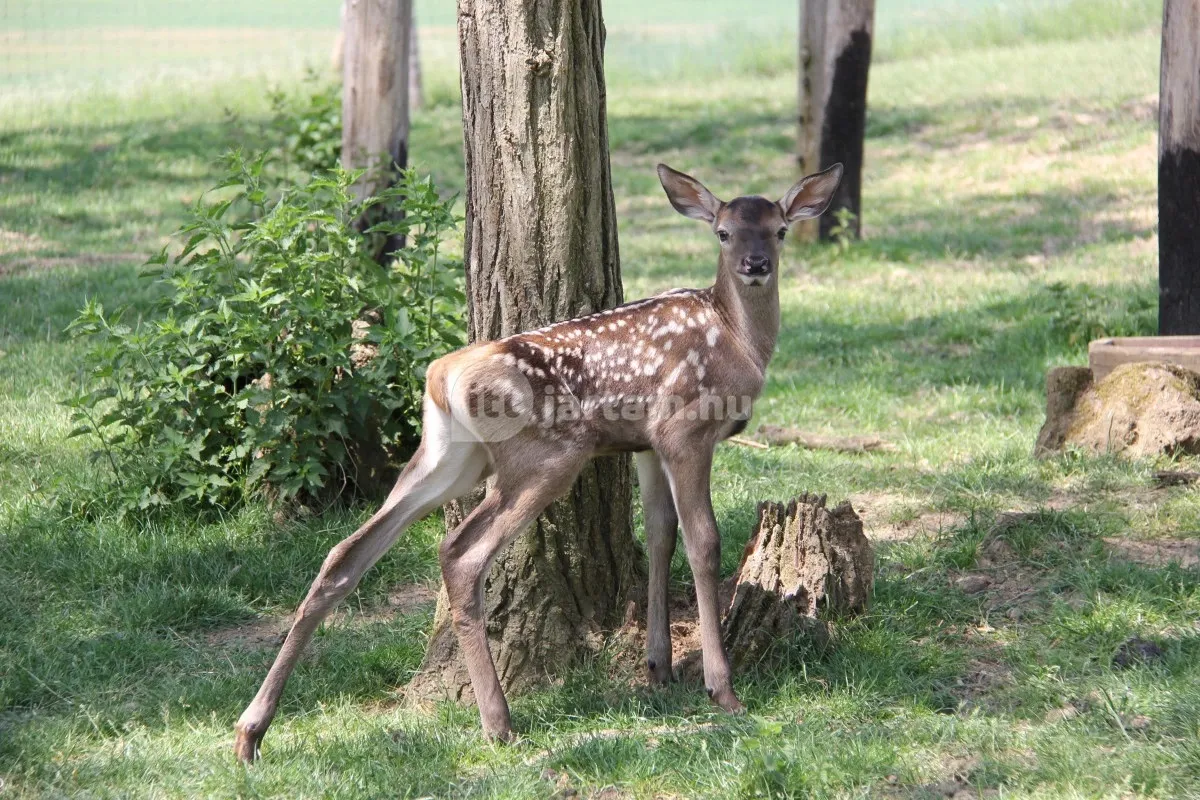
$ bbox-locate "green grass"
[3,0,1199,797]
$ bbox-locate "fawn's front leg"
[635,450,679,686]
[659,445,744,714]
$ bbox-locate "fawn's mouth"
[736,270,772,287]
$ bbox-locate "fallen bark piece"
[722,494,874,670]
[725,435,769,450]
[1154,470,1200,487]
[1035,362,1200,458]
[755,425,897,453]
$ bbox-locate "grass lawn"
[3,0,1199,797]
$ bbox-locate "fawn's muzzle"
[738,255,771,276]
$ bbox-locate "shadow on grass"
[769,276,1156,406]
[0,500,441,717]
[0,119,236,192]
[3,482,1199,800]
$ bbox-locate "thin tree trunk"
[342,0,412,259]
[335,0,420,112]
[407,0,641,704]
[409,21,423,111]
[1159,0,1200,335]
[797,0,874,242]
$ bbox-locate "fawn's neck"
[712,264,781,373]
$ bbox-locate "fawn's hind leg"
[234,404,488,762]
[437,444,586,740]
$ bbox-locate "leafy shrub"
[66,152,464,511]
[266,72,343,178]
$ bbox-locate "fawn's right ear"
[657,164,723,224]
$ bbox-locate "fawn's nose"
[741,254,771,274]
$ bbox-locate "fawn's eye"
[717,230,730,243]
[777,228,787,241]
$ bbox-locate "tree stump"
[722,494,873,670]
[1035,362,1200,458]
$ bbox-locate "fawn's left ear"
[779,163,844,223]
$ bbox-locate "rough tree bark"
[341,0,412,259]
[1159,0,1200,335]
[797,0,875,242]
[722,495,872,671]
[407,0,641,704]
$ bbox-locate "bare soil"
[204,583,437,651]
[1104,537,1200,568]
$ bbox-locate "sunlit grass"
[3,1,1197,797]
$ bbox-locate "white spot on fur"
[665,362,687,387]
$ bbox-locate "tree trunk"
[409,21,423,111]
[341,0,412,259]
[1158,0,1200,335]
[722,495,872,671]
[797,0,875,242]
[335,2,421,111]
[407,0,641,704]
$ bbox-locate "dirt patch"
[879,753,1004,799]
[0,228,45,256]
[386,583,437,613]
[947,516,1055,621]
[205,583,437,651]
[607,581,734,686]
[1104,537,1200,569]
[951,656,1015,713]
[205,616,288,650]
[852,492,967,542]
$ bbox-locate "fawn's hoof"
[233,723,266,763]
[647,659,674,687]
[709,688,746,715]
[484,725,515,744]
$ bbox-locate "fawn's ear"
[779,163,844,223]
[656,164,723,223]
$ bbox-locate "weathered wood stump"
[1035,362,1200,458]
[722,494,873,670]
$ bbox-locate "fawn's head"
[655,163,843,287]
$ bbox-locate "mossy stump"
[722,494,873,670]
[1035,362,1200,458]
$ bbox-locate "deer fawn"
[233,162,843,760]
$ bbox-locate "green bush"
[266,72,343,178]
[65,152,465,512]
